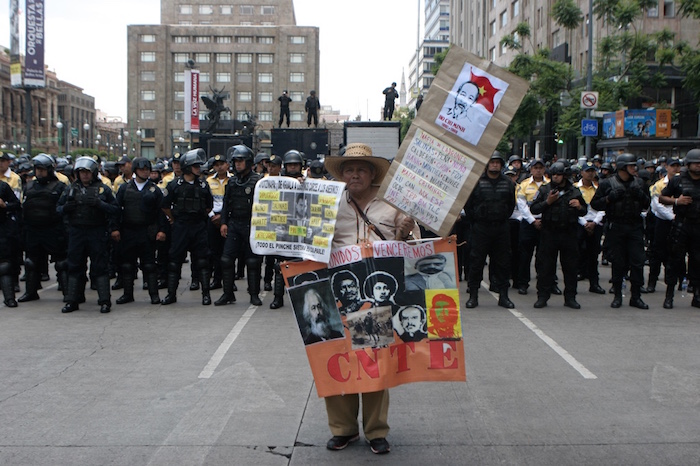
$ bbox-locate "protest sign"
[250,176,346,262]
[379,46,529,237]
[282,237,465,397]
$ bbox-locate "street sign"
[70,128,78,137]
[581,119,598,137]
[580,91,599,109]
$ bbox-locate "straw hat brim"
[324,155,390,185]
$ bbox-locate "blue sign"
[581,119,598,137]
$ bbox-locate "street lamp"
[136,127,142,156]
[83,122,90,150]
[56,121,64,156]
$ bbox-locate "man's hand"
[569,198,582,209]
[210,213,221,227]
[156,232,167,242]
[533,218,542,230]
[220,224,228,238]
[111,231,121,242]
[676,194,693,206]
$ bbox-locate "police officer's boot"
[95,274,112,313]
[269,269,285,309]
[62,275,81,313]
[498,287,514,309]
[143,264,160,305]
[663,284,675,309]
[199,263,212,306]
[534,295,549,308]
[18,258,40,302]
[692,289,700,308]
[116,264,135,305]
[465,291,478,308]
[611,283,623,308]
[629,285,649,309]
[56,260,68,295]
[189,260,200,290]
[247,259,263,306]
[0,262,17,308]
[215,257,236,306]
[161,263,180,305]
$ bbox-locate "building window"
[237,72,252,83]
[240,5,254,15]
[490,20,496,37]
[236,111,249,120]
[291,111,304,122]
[237,53,253,63]
[195,53,210,63]
[179,4,192,14]
[173,35,189,43]
[216,72,231,83]
[140,52,156,62]
[261,5,275,14]
[258,73,273,83]
[512,0,519,18]
[140,34,156,42]
[259,91,273,102]
[200,72,210,83]
[500,42,507,56]
[500,10,507,27]
[199,5,213,14]
[174,91,184,101]
[490,47,496,61]
[174,110,184,120]
[174,72,184,82]
[215,36,232,44]
[647,5,659,17]
[552,29,561,47]
[238,91,252,102]
[291,91,304,102]
[221,5,232,14]
[178,21,192,25]
[290,72,305,83]
[216,53,232,63]
[258,54,274,64]
[258,111,272,121]
[173,53,189,63]
[290,36,306,44]
[140,109,156,120]
[141,90,156,101]
[236,36,253,44]
[141,71,156,81]
[194,36,211,43]
[261,21,275,26]
[258,36,274,44]
[289,53,305,64]
[664,1,675,17]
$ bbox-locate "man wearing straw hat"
[322,143,416,455]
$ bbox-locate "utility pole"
[585,0,594,158]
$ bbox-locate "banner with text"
[250,177,346,263]
[282,237,466,397]
[378,47,529,237]
[24,0,45,87]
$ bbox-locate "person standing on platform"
[382,82,398,120]
[305,90,320,128]
[278,90,292,128]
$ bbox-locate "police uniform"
[0,179,21,307]
[530,163,587,308]
[113,158,166,305]
[18,155,68,303]
[57,157,119,314]
[591,153,650,309]
[206,155,231,289]
[216,145,262,306]
[160,149,214,306]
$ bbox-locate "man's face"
[531,164,545,179]
[135,167,150,181]
[295,198,308,217]
[581,169,596,182]
[688,162,700,177]
[307,293,327,325]
[78,169,93,185]
[487,160,502,175]
[552,173,565,187]
[454,83,479,114]
[268,164,281,176]
[234,160,248,174]
[285,163,302,176]
[34,166,48,179]
[339,279,359,303]
[417,256,445,275]
[667,163,681,177]
[149,170,160,181]
[341,161,374,195]
[213,160,229,176]
[121,162,132,176]
[511,160,522,170]
[190,165,201,177]
[0,159,9,172]
[401,308,422,334]
[172,161,182,176]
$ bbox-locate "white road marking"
[198,291,267,379]
[484,283,597,379]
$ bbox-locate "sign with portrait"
[379,46,529,237]
[282,237,465,398]
[250,177,346,262]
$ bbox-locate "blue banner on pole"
[581,119,598,137]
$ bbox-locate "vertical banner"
[378,47,529,237]
[24,0,45,88]
[9,0,22,87]
[184,69,200,133]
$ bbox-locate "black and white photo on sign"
[330,268,371,315]
[362,270,401,315]
[404,252,456,291]
[392,304,429,343]
[288,279,345,346]
[346,305,395,350]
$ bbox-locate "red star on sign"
[470,71,500,114]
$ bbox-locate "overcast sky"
[1,0,423,121]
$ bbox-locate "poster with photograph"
[378,46,529,237]
[282,237,466,397]
[250,176,346,263]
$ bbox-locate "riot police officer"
[282,149,305,179]
[112,157,166,305]
[18,154,68,303]
[160,149,214,306]
[0,177,20,307]
[659,149,700,308]
[464,152,516,309]
[591,153,651,309]
[530,162,587,308]
[57,157,119,314]
[216,145,262,306]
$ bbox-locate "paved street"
[1,264,700,465]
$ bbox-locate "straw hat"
[324,143,390,185]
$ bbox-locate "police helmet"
[103,161,119,176]
[32,153,55,172]
[508,154,522,165]
[549,161,568,176]
[153,162,165,172]
[283,149,304,165]
[74,156,99,178]
[684,149,700,165]
[308,159,325,179]
[181,148,205,174]
[644,160,655,169]
[227,144,254,164]
[254,152,270,165]
[615,153,637,170]
[489,151,505,166]
[132,157,152,172]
